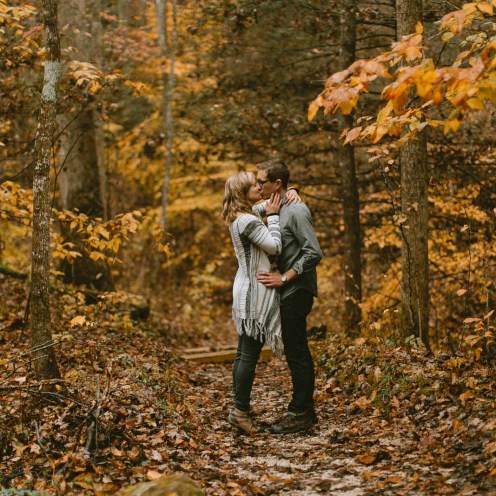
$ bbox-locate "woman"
[222,171,296,434]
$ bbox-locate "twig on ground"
[33,419,55,473]
[84,360,113,458]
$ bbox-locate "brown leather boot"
[228,408,260,435]
[270,410,316,434]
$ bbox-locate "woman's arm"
[242,216,282,255]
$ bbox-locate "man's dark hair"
[256,158,290,188]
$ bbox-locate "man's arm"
[290,204,322,275]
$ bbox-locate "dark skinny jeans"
[232,333,264,412]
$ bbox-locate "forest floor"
[177,344,496,496]
[182,355,386,495]
[0,276,495,495]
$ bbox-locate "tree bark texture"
[118,0,129,21]
[58,0,103,217]
[30,0,62,381]
[339,0,362,334]
[156,0,176,230]
[91,0,110,221]
[57,0,113,290]
[396,0,430,347]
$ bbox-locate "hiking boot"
[228,408,260,435]
[270,410,315,434]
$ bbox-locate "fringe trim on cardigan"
[233,315,284,358]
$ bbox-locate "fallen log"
[183,344,239,354]
[0,264,28,280]
[181,347,273,364]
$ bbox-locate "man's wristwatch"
[281,274,288,285]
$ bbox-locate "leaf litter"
[0,275,495,495]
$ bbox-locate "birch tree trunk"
[339,0,362,334]
[156,0,177,229]
[30,0,62,382]
[396,0,430,348]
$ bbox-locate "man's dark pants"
[281,289,315,414]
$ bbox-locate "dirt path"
[180,353,369,495]
[174,346,492,496]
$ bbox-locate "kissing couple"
[221,158,322,435]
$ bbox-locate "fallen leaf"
[459,390,474,405]
[357,454,376,465]
[146,470,163,481]
[484,310,494,320]
[387,475,403,483]
[70,315,86,326]
[150,449,163,462]
[351,396,372,411]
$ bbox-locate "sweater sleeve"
[252,201,267,217]
[239,214,282,256]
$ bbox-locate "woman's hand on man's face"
[266,193,281,215]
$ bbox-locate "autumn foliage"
[0,0,495,494]
[310,2,496,144]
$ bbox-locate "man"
[254,158,322,434]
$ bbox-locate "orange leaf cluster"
[440,1,495,42]
[309,2,496,146]
[308,31,422,121]
[67,61,122,96]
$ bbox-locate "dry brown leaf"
[146,470,164,481]
[357,454,376,465]
[351,396,372,411]
[387,475,403,483]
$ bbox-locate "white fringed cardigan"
[229,213,283,355]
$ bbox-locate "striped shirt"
[229,213,283,355]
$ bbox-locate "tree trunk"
[339,0,362,334]
[156,0,176,229]
[118,0,128,21]
[30,0,62,382]
[396,0,430,348]
[91,0,110,220]
[57,0,113,290]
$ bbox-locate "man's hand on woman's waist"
[257,269,298,288]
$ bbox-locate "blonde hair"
[221,171,256,224]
